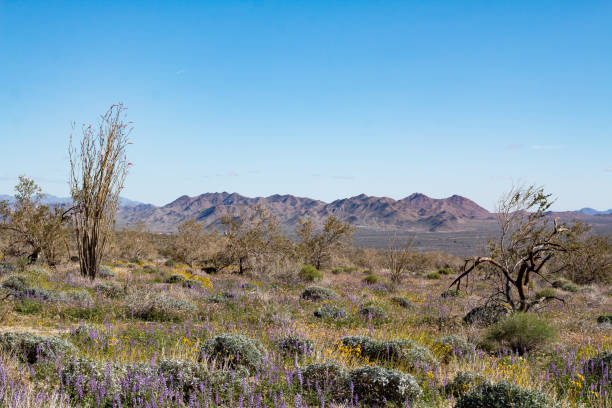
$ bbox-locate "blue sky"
[0,1,610,211]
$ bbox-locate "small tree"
[448,185,584,312]
[69,104,131,280]
[0,176,69,265]
[119,221,155,263]
[221,205,288,274]
[296,216,354,270]
[170,219,209,267]
[560,225,612,284]
[384,233,415,283]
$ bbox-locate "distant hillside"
[578,208,612,216]
[0,194,142,207]
[115,192,495,232]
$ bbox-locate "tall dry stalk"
[69,104,131,279]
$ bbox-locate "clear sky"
[0,1,610,211]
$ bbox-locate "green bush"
[483,313,556,354]
[445,371,486,398]
[463,304,510,327]
[391,296,415,309]
[534,288,557,299]
[439,267,453,275]
[164,259,176,267]
[313,304,346,320]
[275,335,314,356]
[358,304,387,322]
[299,265,322,281]
[166,274,186,284]
[363,274,379,284]
[126,293,197,322]
[350,365,422,404]
[441,289,464,298]
[597,314,612,324]
[300,361,350,401]
[98,265,115,278]
[455,381,555,408]
[201,333,267,373]
[331,267,344,275]
[434,335,474,361]
[552,279,579,292]
[340,336,438,369]
[94,282,124,298]
[300,286,338,301]
[0,332,76,364]
[426,272,442,280]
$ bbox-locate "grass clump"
[298,264,322,281]
[331,267,344,275]
[483,313,556,354]
[300,286,338,301]
[358,304,387,322]
[441,288,464,298]
[433,335,474,361]
[426,272,442,280]
[455,380,555,408]
[552,278,579,292]
[444,371,486,398]
[438,267,453,275]
[201,333,267,373]
[350,365,422,405]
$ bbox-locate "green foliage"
[350,365,422,404]
[94,281,124,298]
[584,351,612,383]
[534,288,557,299]
[0,332,76,364]
[363,274,379,284]
[300,286,338,301]
[15,298,43,314]
[483,313,557,354]
[426,272,442,280]
[438,267,453,275]
[390,296,415,309]
[298,264,323,281]
[164,259,176,267]
[340,336,438,369]
[126,293,197,322]
[463,304,510,327]
[455,381,555,408]
[358,304,388,322]
[331,267,344,275]
[300,361,350,401]
[597,314,612,324]
[434,335,474,361]
[445,371,486,398]
[98,265,115,278]
[552,279,579,292]
[313,304,346,320]
[275,335,314,356]
[201,333,267,373]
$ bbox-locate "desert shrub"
[444,371,486,398]
[463,304,509,327]
[1,275,56,301]
[300,286,338,301]
[201,333,267,373]
[206,292,235,303]
[300,361,350,401]
[65,289,93,305]
[0,332,76,364]
[94,281,124,298]
[363,274,379,284]
[455,380,554,408]
[314,304,346,320]
[434,335,474,361]
[426,272,442,280]
[483,313,556,354]
[344,266,358,273]
[126,293,197,322]
[166,274,186,284]
[358,304,387,321]
[438,267,453,275]
[0,262,15,276]
[275,335,314,356]
[350,365,422,404]
[15,298,43,314]
[331,267,344,275]
[299,265,322,282]
[1,275,27,292]
[240,282,258,292]
[552,278,579,292]
[441,289,464,298]
[584,351,612,383]
[340,336,438,369]
[390,296,414,309]
[597,315,612,324]
[534,288,557,299]
[181,279,202,289]
[98,265,115,278]
[154,358,211,396]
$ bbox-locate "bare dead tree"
[69,104,131,280]
[448,185,584,312]
[384,232,415,283]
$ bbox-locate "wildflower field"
[0,258,610,408]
